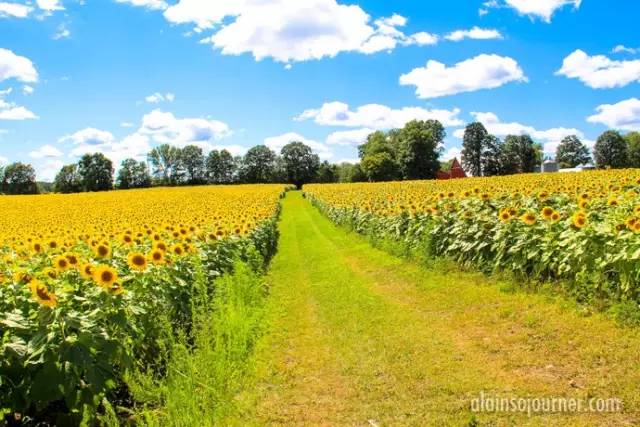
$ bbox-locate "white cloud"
[0,154,7,165]
[454,111,585,154]
[211,144,247,157]
[326,128,374,146]
[29,144,63,159]
[144,92,175,104]
[37,159,64,182]
[59,127,116,145]
[445,27,502,42]
[264,132,332,160]
[165,0,435,63]
[0,98,38,120]
[116,0,167,10]
[22,85,33,95]
[0,48,38,83]
[494,0,581,22]
[400,54,527,99]
[0,2,33,18]
[36,0,63,11]
[556,50,640,89]
[587,98,640,131]
[296,102,463,128]
[138,109,231,148]
[612,45,638,55]
[53,23,70,40]
[442,146,462,161]
[121,121,134,128]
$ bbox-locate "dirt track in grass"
[227,191,640,426]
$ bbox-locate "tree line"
[1,121,639,195]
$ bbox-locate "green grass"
[127,263,268,426]
[224,191,640,426]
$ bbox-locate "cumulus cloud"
[144,92,175,104]
[162,0,436,63]
[0,98,38,120]
[325,128,374,146]
[587,98,640,131]
[137,109,231,148]
[556,50,640,89]
[116,0,167,10]
[400,54,527,99]
[264,132,332,160]
[0,48,38,83]
[612,45,638,55]
[441,146,462,161]
[29,144,63,159]
[0,2,33,18]
[483,0,581,22]
[22,85,33,95]
[36,0,63,11]
[444,27,502,42]
[52,23,70,40]
[453,111,585,154]
[296,102,463,128]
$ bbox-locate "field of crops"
[0,185,286,423]
[305,170,640,304]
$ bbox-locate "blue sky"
[1,0,639,180]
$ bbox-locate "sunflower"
[65,253,80,269]
[106,282,125,296]
[572,212,587,229]
[541,207,555,220]
[13,270,33,285]
[520,212,537,226]
[53,255,71,272]
[29,279,57,308]
[498,209,512,222]
[80,263,95,280]
[94,243,112,258]
[121,234,134,246]
[170,244,185,257]
[608,198,619,207]
[634,222,640,234]
[154,241,167,252]
[43,267,57,280]
[32,242,44,254]
[148,249,165,265]
[93,265,118,288]
[127,252,148,271]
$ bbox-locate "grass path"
[228,191,640,426]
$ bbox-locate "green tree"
[117,159,151,189]
[316,161,338,183]
[241,145,277,183]
[180,145,206,185]
[358,130,395,158]
[625,132,640,168]
[481,135,504,176]
[280,142,320,188]
[148,144,183,185]
[594,130,628,169]
[54,164,83,193]
[461,122,488,177]
[78,153,113,192]
[395,120,443,180]
[503,135,537,173]
[336,163,366,183]
[2,162,38,195]
[555,135,590,168]
[361,152,398,182]
[206,149,236,184]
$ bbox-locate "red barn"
[437,158,467,180]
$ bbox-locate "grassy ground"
[226,191,640,426]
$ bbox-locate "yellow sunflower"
[572,212,587,229]
[93,265,118,288]
[53,255,71,272]
[520,212,537,226]
[127,252,148,272]
[29,279,57,308]
[148,249,165,265]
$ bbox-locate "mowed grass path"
[229,191,640,426]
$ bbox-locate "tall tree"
[361,152,398,182]
[481,135,504,176]
[594,130,628,169]
[206,149,236,184]
[395,120,444,180]
[316,161,338,183]
[180,145,206,185]
[148,144,183,185]
[117,159,151,189]
[280,142,320,188]
[78,153,113,192]
[503,135,537,173]
[625,131,640,168]
[336,163,366,183]
[242,145,277,183]
[2,162,38,195]
[54,164,83,193]
[555,135,590,168]
[358,130,395,159]
[461,122,488,177]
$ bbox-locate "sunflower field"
[305,170,640,304]
[0,184,287,423]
